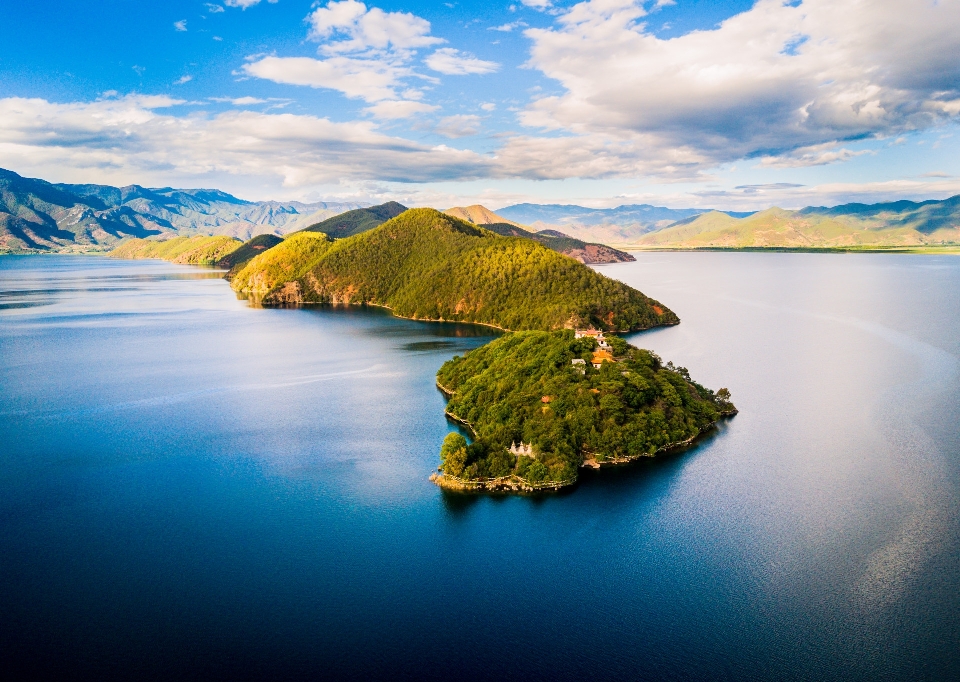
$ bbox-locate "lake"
[1,253,958,681]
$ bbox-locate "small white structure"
[575,329,602,339]
[571,358,586,365]
[509,441,534,457]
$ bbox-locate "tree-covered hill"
[232,208,677,332]
[298,201,407,239]
[215,234,283,279]
[108,235,242,265]
[434,330,735,490]
[229,232,335,293]
[482,222,634,264]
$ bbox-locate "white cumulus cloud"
[307,0,443,54]
[246,2,455,115]
[425,48,499,76]
[243,55,413,102]
[434,114,482,138]
[364,100,439,119]
[521,0,960,174]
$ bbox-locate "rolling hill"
[108,235,243,265]
[298,202,408,238]
[443,204,635,264]
[636,198,960,249]
[495,203,754,244]
[232,208,676,332]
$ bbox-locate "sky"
[1,0,960,210]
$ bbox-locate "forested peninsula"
[230,208,676,332]
[434,331,735,492]
[107,206,735,494]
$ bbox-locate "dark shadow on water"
[438,419,731,520]
[260,302,503,341]
[400,340,461,352]
[578,419,729,502]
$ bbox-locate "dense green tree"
[436,330,736,487]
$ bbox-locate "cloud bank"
[0,95,492,187]
[522,0,960,172]
[4,0,960,204]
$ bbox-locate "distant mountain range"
[637,198,960,249]
[495,203,755,244]
[495,199,960,248]
[0,168,363,253]
[3,166,959,254]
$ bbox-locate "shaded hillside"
[800,195,960,233]
[1,169,165,253]
[216,234,284,279]
[233,209,676,332]
[482,223,634,264]
[55,182,361,239]
[109,236,242,265]
[299,202,407,238]
[0,167,361,253]
[637,200,960,248]
[444,204,635,264]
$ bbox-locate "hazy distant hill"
[444,204,525,228]
[0,167,362,253]
[495,203,754,244]
[637,197,960,248]
[443,204,635,264]
[299,202,408,239]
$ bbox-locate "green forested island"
[434,331,735,491]
[104,205,735,494]
[231,208,676,332]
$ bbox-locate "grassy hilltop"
[109,235,242,265]
[232,208,676,332]
[435,331,735,489]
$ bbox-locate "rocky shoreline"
[432,404,738,494]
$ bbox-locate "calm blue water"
[1,254,958,681]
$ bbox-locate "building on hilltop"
[592,349,614,369]
[509,442,534,457]
[576,328,610,348]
